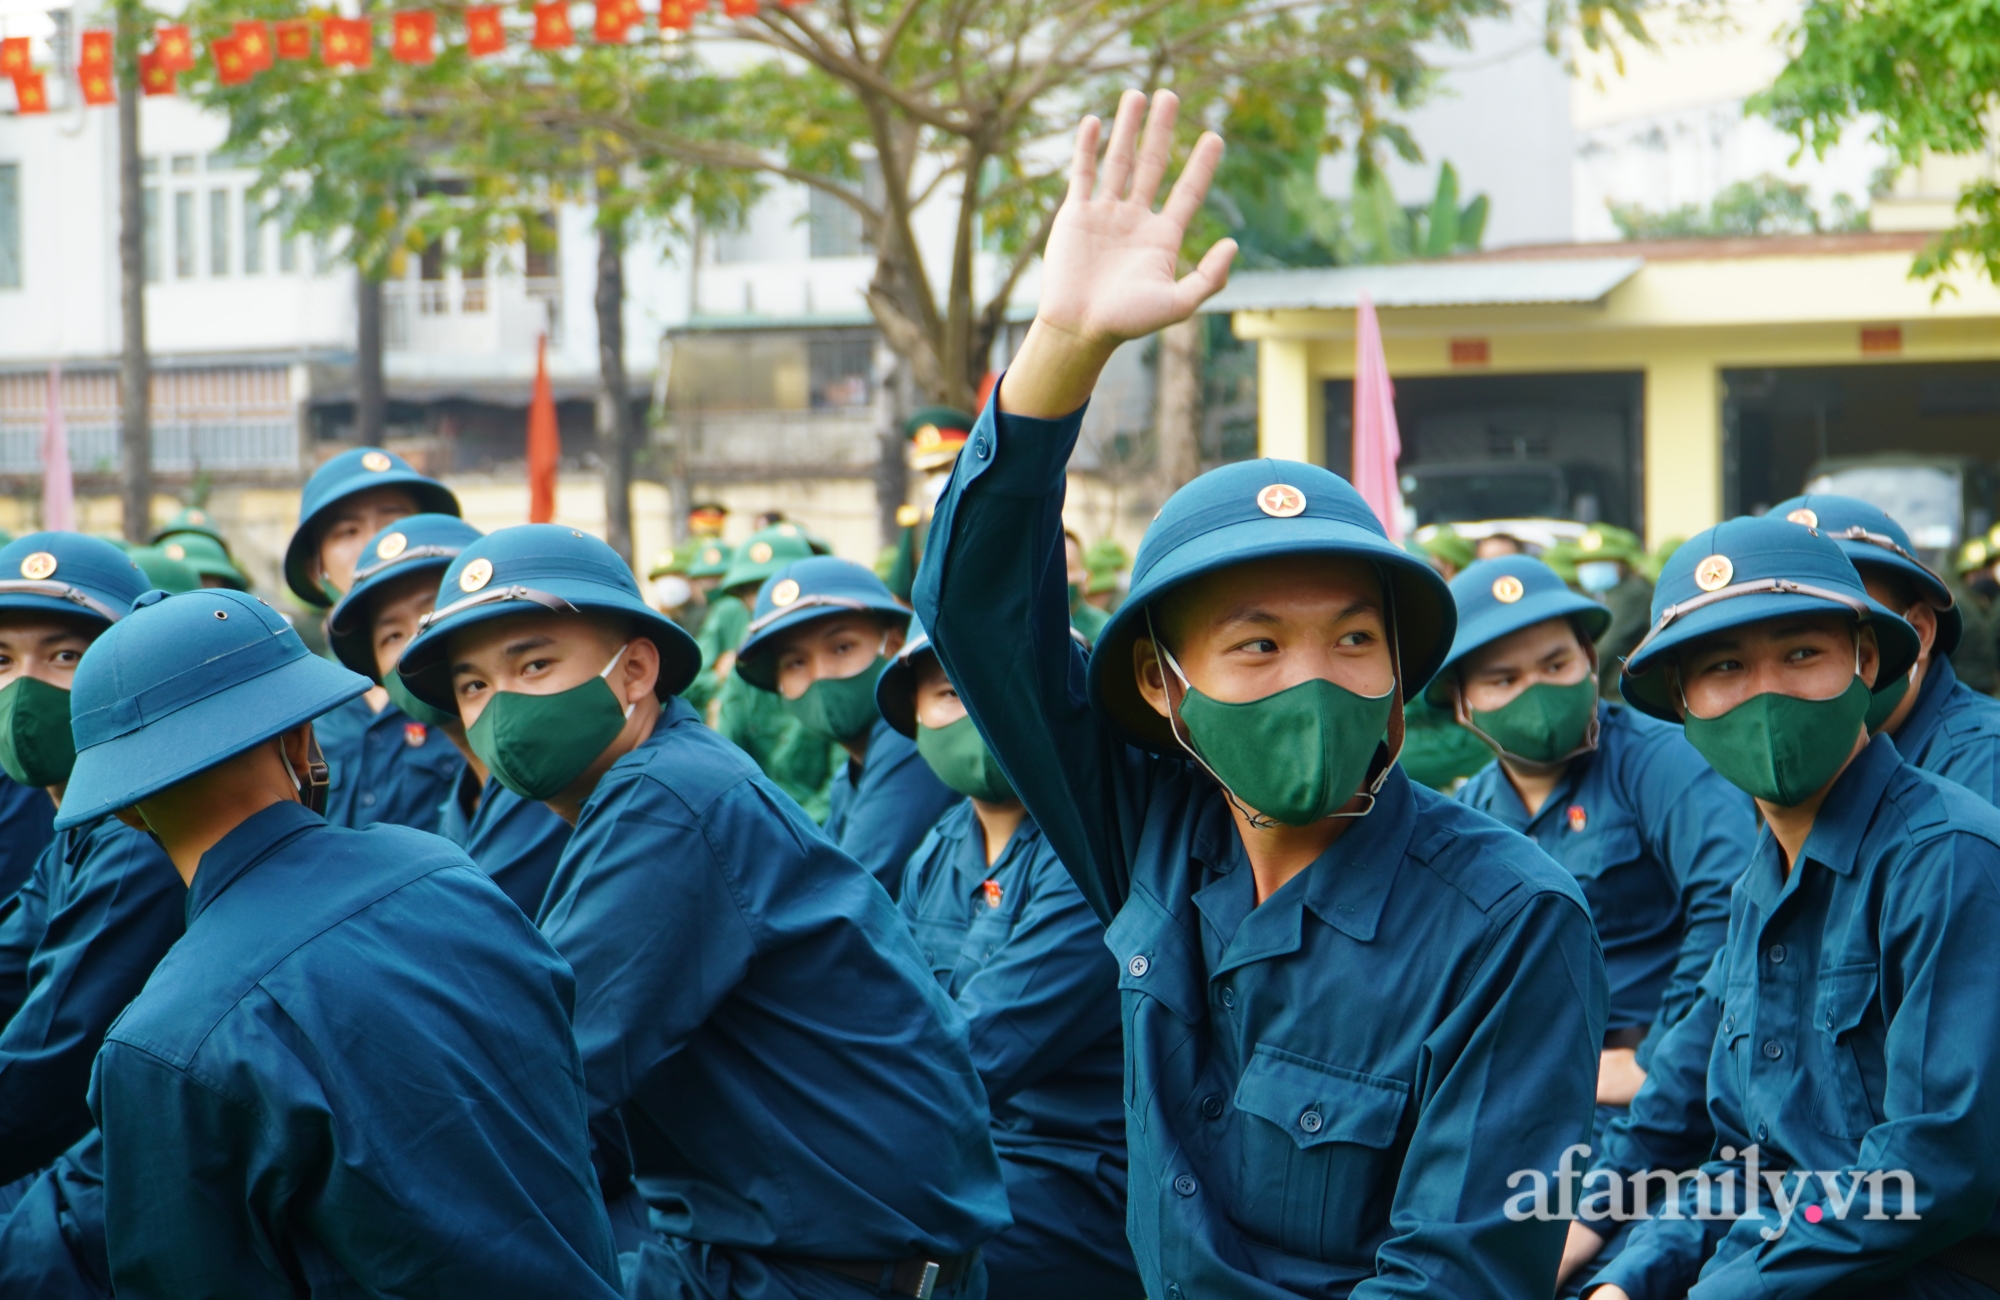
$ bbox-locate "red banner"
[466,6,506,55]
[79,29,113,71]
[531,2,574,48]
[154,25,196,72]
[392,11,435,63]
[234,20,275,70]
[78,61,115,104]
[13,70,46,113]
[139,48,177,94]
[321,16,373,66]
[0,38,29,77]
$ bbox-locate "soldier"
[1589,516,2000,1300]
[284,447,464,830]
[395,525,1009,1299]
[917,91,1606,1299]
[1549,525,1654,700]
[879,618,1139,1299]
[58,585,622,1297]
[1065,531,1112,644]
[735,556,961,897]
[326,514,571,918]
[157,534,249,591]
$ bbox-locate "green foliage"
[1607,173,1867,240]
[1349,162,1489,262]
[1753,0,2000,284]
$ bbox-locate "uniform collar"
[1741,733,1900,912]
[1891,654,1954,756]
[186,799,322,925]
[947,807,1038,892]
[1475,701,1607,832]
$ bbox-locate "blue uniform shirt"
[315,692,464,831]
[89,801,622,1299]
[1458,703,1755,1064]
[439,767,572,917]
[826,718,963,899]
[536,698,1009,1277]
[1884,654,2000,803]
[0,774,53,908]
[0,1132,109,1298]
[916,399,1610,1300]
[1595,738,2000,1300]
[0,816,181,1185]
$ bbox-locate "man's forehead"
[772,610,885,653]
[0,612,96,643]
[448,609,601,661]
[1683,612,1854,654]
[330,486,420,521]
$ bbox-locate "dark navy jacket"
[826,717,962,900]
[1595,739,2000,1300]
[0,816,181,1184]
[916,399,1609,1300]
[1458,702,1755,1063]
[439,767,572,917]
[88,801,621,1299]
[1884,655,2000,802]
[315,692,464,831]
[0,774,53,907]
[898,804,1122,1156]
[536,697,1009,1274]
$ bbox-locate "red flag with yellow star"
[321,16,372,66]
[13,70,47,113]
[723,0,756,15]
[212,34,254,84]
[593,0,633,43]
[153,25,195,72]
[0,39,29,77]
[531,2,574,48]
[391,12,435,63]
[275,20,311,59]
[79,30,112,71]
[78,61,114,104]
[233,21,273,71]
[465,6,505,54]
[139,47,176,94]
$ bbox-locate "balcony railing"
[384,276,562,353]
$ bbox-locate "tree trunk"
[875,351,909,546]
[355,273,385,442]
[1151,316,1204,499]
[595,209,636,567]
[115,0,150,543]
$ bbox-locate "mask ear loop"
[601,642,638,721]
[1145,606,1279,831]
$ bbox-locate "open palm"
[1036,91,1237,348]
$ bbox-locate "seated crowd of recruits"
[0,90,1998,1300]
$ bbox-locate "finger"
[1159,130,1225,231]
[1096,89,1147,200]
[1168,237,1238,318]
[1066,116,1101,206]
[1128,90,1180,208]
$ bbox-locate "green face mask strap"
[1452,633,1602,773]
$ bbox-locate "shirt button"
[1200,1095,1224,1120]
[359,791,376,807]
[1127,955,1150,978]
[1173,1174,1198,1197]
[1299,1110,1324,1134]
[1825,1010,1836,1030]
[1219,986,1236,1010]
[1762,1040,1784,1060]
[974,438,991,460]
[1768,944,1787,964]
[1757,1122,1769,1142]
[1721,1016,1735,1036]
[1167,1286,1184,1300]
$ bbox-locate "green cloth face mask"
[1863,669,1911,734]
[783,653,889,744]
[916,715,1016,803]
[1682,676,1872,806]
[1160,642,1395,828]
[1467,677,1599,766]
[467,644,635,801]
[0,676,76,788]
[385,665,460,731]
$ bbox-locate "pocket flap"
[1817,965,1878,1036]
[1234,1046,1409,1150]
[1104,886,1205,1024]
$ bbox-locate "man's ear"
[112,806,148,832]
[619,637,661,704]
[1133,636,1171,720]
[1858,624,1881,690]
[1904,602,1938,665]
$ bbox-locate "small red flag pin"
[404,722,429,747]
[1567,804,1587,833]
[982,879,1003,909]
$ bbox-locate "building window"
[209,189,230,276]
[170,154,196,175]
[277,186,298,272]
[0,164,18,289]
[142,188,160,282]
[419,236,447,314]
[808,161,881,259]
[174,191,195,278]
[523,211,557,279]
[243,193,264,274]
[462,249,486,313]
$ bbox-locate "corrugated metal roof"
[1205,256,1645,312]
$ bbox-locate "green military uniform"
[1551,526,1655,699]
[1396,528,1491,790]
[1948,536,2000,696]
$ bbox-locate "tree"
[1607,172,1863,240]
[1754,0,2000,283]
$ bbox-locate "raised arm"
[915,91,1235,921]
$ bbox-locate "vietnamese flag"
[391,11,434,63]
[78,62,114,104]
[139,48,176,94]
[79,30,112,71]
[592,0,632,43]
[275,20,311,59]
[153,24,194,72]
[13,70,46,114]
[531,2,573,48]
[212,35,255,84]
[464,6,505,55]
[233,21,273,71]
[0,38,29,77]
[659,0,701,27]
[321,16,372,66]
[723,0,756,14]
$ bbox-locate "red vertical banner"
[78,61,115,103]
[531,3,574,48]
[13,70,46,113]
[391,11,435,63]
[465,6,505,55]
[659,0,693,28]
[593,0,633,43]
[233,21,274,70]
[526,335,560,524]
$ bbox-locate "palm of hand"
[1038,200,1191,346]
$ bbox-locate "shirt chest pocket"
[1561,813,1642,885]
[1231,1045,1410,1265]
[1812,965,1881,1140]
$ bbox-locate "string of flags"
[4,0,807,113]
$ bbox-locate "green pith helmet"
[717,524,816,595]
[1549,523,1643,568]
[1960,536,1994,574]
[151,505,231,553]
[156,532,250,590]
[905,406,975,472]
[1412,524,1475,574]
[129,545,202,593]
[648,537,705,581]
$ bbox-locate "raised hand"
[1001,90,1237,419]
